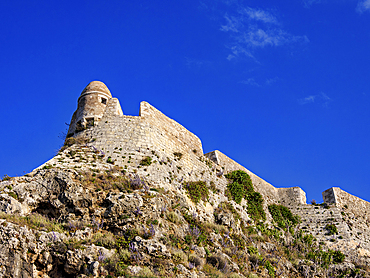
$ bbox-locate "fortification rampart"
[323,187,370,222]
[67,81,311,207]
[205,150,307,206]
[139,101,203,156]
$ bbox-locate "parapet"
[323,187,370,221]
[140,101,203,156]
[278,187,307,206]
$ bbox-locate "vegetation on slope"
[225,170,266,222]
[0,143,363,278]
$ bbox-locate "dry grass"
[0,212,64,233]
[92,231,116,249]
[203,222,228,234]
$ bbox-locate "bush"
[225,170,265,222]
[325,224,338,235]
[246,192,266,222]
[247,246,258,255]
[229,273,242,278]
[306,249,344,268]
[106,156,114,164]
[268,204,300,231]
[332,250,345,263]
[0,212,64,233]
[140,156,152,166]
[265,260,275,277]
[64,137,76,147]
[7,192,18,199]
[225,170,253,204]
[303,234,315,246]
[118,248,131,263]
[188,254,203,269]
[185,181,209,204]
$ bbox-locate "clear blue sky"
[1,0,370,203]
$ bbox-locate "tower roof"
[80,81,112,99]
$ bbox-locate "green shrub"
[185,181,209,204]
[227,180,245,204]
[332,250,345,263]
[118,248,131,263]
[225,170,265,222]
[306,249,344,268]
[106,157,114,164]
[64,137,76,147]
[229,273,242,278]
[0,212,64,233]
[265,260,275,277]
[325,224,338,235]
[247,246,258,255]
[138,266,154,277]
[268,204,300,231]
[247,192,266,222]
[140,156,152,166]
[225,170,253,204]
[7,191,18,199]
[303,234,315,246]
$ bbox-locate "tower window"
[101,98,107,104]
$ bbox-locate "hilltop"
[0,81,369,278]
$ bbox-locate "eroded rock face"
[0,147,369,277]
[104,193,143,219]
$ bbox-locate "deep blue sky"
[1,0,370,203]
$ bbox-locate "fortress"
[65,81,308,206]
[2,80,370,277]
[60,81,370,249]
[65,81,370,211]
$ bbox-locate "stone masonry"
[65,81,369,217]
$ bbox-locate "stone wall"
[139,102,203,156]
[205,150,306,206]
[73,100,205,171]
[323,187,370,222]
[69,92,308,207]
[278,187,307,207]
[105,98,123,117]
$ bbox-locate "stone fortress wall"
[323,187,370,222]
[67,81,370,211]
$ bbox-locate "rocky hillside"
[0,138,369,278]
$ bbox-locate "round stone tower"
[67,81,112,136]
